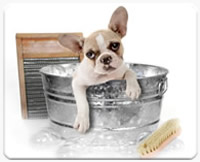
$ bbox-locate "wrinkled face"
[83,30,124,74]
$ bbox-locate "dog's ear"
[58,34,84,54]
[108,6,128,38]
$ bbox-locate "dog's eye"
[110,42,120,51]
[86,50,96,59]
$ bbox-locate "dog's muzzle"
[100,54,112,65]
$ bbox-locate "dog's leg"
[124,69,141,100]
[72,79,90,133]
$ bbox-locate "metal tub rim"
[40,63,169,80]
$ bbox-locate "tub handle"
[158,78,168,96]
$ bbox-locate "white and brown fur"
[58,6,141,133]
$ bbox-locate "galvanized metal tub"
[40,63,168,131]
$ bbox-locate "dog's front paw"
[73,114,90,133]
[126,82,141,100]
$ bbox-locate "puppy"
[58,6,141,133]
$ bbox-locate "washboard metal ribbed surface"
[24,57,79,118]
[16,33,83,119]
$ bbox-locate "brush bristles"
[138,118,181,158]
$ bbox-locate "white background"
[3,2,197,160]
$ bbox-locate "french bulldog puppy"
[58,6,141,133]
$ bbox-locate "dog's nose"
[100,55,112,65]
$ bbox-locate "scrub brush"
[137,118,181,158]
